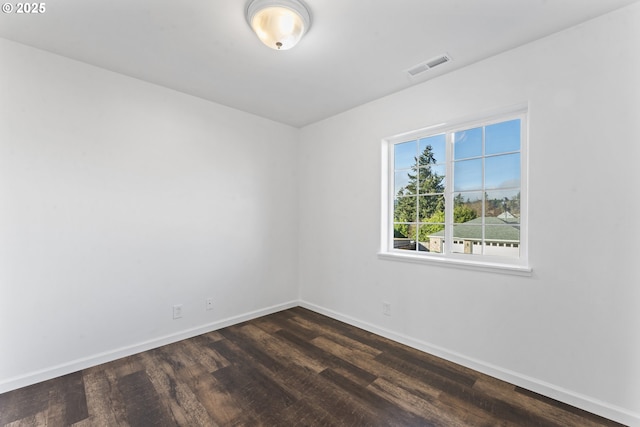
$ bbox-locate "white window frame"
[379,106,531,276]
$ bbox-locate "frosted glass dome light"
[246,0,311,50]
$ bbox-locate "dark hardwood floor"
[0,307,626,426]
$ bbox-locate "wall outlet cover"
[173,304,183,319]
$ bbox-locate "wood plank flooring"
[0,307,627,426]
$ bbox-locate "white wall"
[0,38,299,391]
[299,4,640,425]
[2,4,639,425]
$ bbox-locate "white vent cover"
[407,54,452,77]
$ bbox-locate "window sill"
[377,251,532,276]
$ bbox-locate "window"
[381,109,529,274]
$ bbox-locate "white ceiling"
[1,0,638,127]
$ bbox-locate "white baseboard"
[0,300,298,394]
[298,300,640,427]
[3,299,637,426]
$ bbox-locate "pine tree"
[394,144,445,241]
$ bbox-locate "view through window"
[389,113,526,264]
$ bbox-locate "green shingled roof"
[430,217,520,242]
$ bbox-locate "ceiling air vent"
[406,54,452,78]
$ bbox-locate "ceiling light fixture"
[246,0,311,51]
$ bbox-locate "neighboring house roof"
[497,211,516,219]
[430,217,520,242]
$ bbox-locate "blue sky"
[394,119,520,195]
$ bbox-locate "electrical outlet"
[206,298,214,311]
[173,304,183,319]
[382,302,391,316]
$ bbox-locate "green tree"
[507,192,521,218]
[453,204,477,224]
[418,211,444,241]
[393,187,415,238]
[416,146,445,220]
[394,144,444,241]
[417,204,477,241]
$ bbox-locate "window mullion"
[414,142,420,252]
[481,126,486,255]
[387,143,394,252]
[445,132,454,254]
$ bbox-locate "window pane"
[418,164,445,194]
[486,119,520,155]
[418,195,445,222]
[394,223,416,251]
[417,223,445,253]
[394,141,417,170]
[419,134,446,165]
[453,127,482,160]
[394,196,416,222]
[453,191,482,223]
[486,189,520,222]
[394,170,415,196]
[454,158,482,191]
[484,225,520,258]
[485,153,520,189]
[452,225,482,254]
